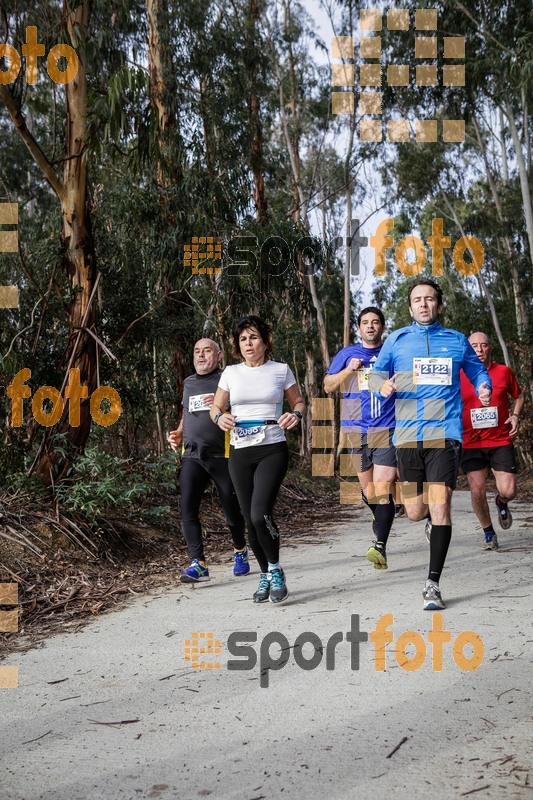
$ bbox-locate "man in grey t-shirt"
[168,339,248,583]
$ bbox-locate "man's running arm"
[323,358,363,394]
[168,418,183,451]
[462,340,492,399]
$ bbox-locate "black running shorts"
[461,444,517,475]
[396,439,461,493]
[350,431,397,473]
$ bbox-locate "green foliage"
[56,448,149,521]
[1,0,531,486]
[5,470,49,499]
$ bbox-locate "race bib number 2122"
[413,358,452,386]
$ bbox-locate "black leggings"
[228,442,289,573]
[180,457,245,560]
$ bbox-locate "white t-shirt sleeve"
[217,367,231,393]
[284,365,297,391]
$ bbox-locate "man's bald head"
[469,332,491,366]
[193,338,222,374]
[195,337,220,352]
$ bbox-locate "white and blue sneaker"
[483,532,499,550]
[180,559,210,583]
[233,547,250,576]
[425,516,432,544]
[269,568,289,604]
[423,581,445,610]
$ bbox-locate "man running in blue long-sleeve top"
[369,278,492,610]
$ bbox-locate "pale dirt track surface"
[1,491,532,800]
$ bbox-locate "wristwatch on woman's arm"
[291,410,303,421]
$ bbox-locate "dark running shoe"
[495,495,512,530]
[269,568,289,604]
[253,572,270,603]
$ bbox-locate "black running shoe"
[253,572,270,603]
[269,568,288,604]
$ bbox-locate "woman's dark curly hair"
[231,315,273,360]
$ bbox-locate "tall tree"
[1,0,97,480]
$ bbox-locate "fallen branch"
[386,736,408,758]
[22,730,52,745]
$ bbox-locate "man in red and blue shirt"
[460,332,524,550]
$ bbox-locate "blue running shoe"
[180,559,210,583]
[269,568,288,604]
[253,572,270,603]
[233,547,250,576]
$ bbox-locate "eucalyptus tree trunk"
[273,0,331,453]
[342,0,356,347]
[146,0,182,184]
[472,116,528,345]
[504,98,533,281]
[441,192,510,366]
[1,0,97,481]
[147,0,188,421]
[247,0,268,224]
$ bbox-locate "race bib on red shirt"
[470,406,498,429]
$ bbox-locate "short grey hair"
[194,338,221,352]
[469,331,491,346]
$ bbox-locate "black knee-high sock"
[428,525,452,583]
[375,496,395,546]
[362,492,377,517]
